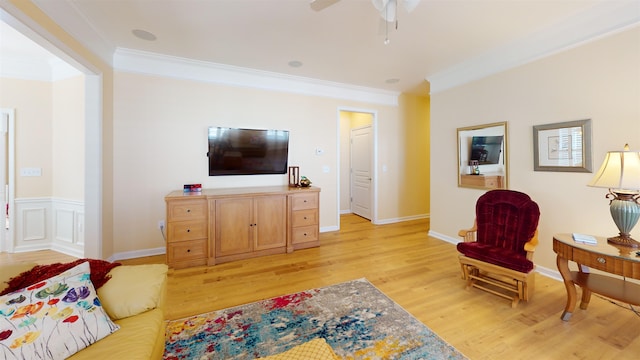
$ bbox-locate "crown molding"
[114,48,400,106]
[427,1,640,94]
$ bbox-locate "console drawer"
[291,225,319,244]
[167,220,207,241]
[291,193,318,211]
[291,209,318,227]
[167,239,207,263]
[167,199,207,221]
[572,247,619,274]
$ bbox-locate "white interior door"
[350,126,372,220]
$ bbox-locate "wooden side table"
[553,233,640,321]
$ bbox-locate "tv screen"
[207,127,289,176]
[470,135,503,165]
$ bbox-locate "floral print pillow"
[0,261,119,359]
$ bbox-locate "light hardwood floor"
[2,214,639,359]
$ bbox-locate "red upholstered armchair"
[457,189,540,307]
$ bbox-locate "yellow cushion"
[97,264,168,320]
[261,338,340,360]
[67,307,166,360]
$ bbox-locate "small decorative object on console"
[468,160,480,175]
[183,184,202,193]
[299,176,312,187]
[288,166,300,187]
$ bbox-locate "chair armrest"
[458,220,477,242]
[523,229,539,260]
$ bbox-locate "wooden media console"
[165,186,320,269]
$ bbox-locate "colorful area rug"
[164,278,467,359]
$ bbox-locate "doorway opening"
[338,109,377,229]
[1,11,102,258]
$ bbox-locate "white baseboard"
[374,214,430,225]
[51,242,84,258]
[320,225,339,232]
[338,212,430,225]
[107,247,166,263]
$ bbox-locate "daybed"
[0,260,168,359]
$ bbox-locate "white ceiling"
[2,0,639,95]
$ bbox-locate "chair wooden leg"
[460,263,468,280]
[465,266,478,290]
[526,273,535,301]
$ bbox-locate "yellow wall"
[0,76,84,200]
[430,26,640,274]
[0,78,53,198]
[397,93,430,219]
[52,76,85,200]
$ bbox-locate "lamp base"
[607,234,640,248]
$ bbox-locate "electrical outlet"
[158,220,165,229]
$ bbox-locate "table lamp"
[588,144,640,247]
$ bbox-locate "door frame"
[0,108,15,253]
[336,107,378,230]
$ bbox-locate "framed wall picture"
[533,119,592,172]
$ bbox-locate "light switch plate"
[20,167,42,176]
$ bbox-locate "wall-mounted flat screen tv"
[207,127,289,176]
[470,135,503,165]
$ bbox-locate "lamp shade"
[588,144,640,193]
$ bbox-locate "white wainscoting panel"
[52,198,84,257]
[13,197,84,257]
[14,198,51,252]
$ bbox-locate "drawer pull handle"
[187,249,191,252]
[187,229,191,232]
[187,209,191,213]
[304,233,307,236]
[597,257,606,264]
[304,216,308,220]
[304,200,307,203]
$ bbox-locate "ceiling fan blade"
[371,0,389,12]
[377,0,397,22]
[403,0,420,13]
[310,0,341,11]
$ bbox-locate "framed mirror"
[457,122,508,190]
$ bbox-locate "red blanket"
[1,259,121,296]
